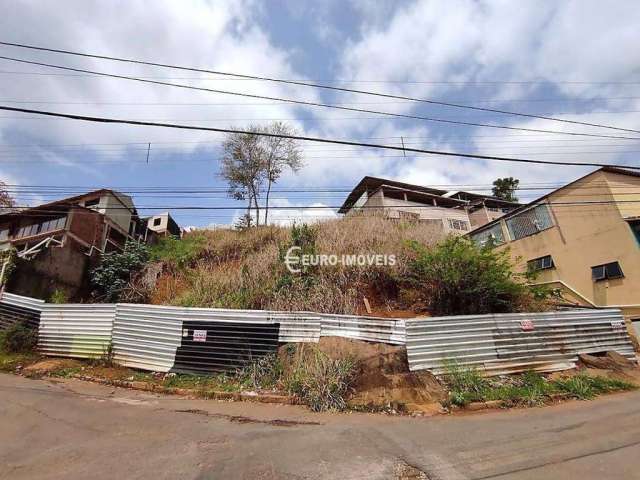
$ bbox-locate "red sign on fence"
[520,320,535,331]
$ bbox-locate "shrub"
[442,359,488,406]
[50,289,69,304]
[407,236,529,315]
[283,345,356,412]
[1,322,38,353]
[236,353,283,390]
[91,241,149,301]
[150,234,206,269]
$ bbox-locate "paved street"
[1,373,639,479]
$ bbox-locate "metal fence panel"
[112,304,321,373]
[38,304,116,359]
[112,304,183,372]
[320,314,406,344]
[0,292,44,330]
[406,309,636,375]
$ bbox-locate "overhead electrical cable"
[1,55,639,141]
[1,105,640,170]
[0,41,638,134]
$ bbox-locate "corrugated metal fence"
[320,314,405,345]
[39,304,117,359]
[1,291,635,376]
[406,309,636,375]
[0,292,44,330]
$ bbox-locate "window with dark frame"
[153,217,162,226]
[527,255,554,272]
[591,261,624,281]
[84,198,100,207]
[629,220,640,246]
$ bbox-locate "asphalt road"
[1,373,640,480]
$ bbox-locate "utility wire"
[1,55,640,141]
[1,104,640,170]
[0,41,638,134]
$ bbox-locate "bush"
[1,322,38,353]
[91,241,149,301]
[50,289,69,304]
[236,353,283,390]
[406,236,529,315]
[150,234,206,269]
[283,346,356,412]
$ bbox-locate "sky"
[0,0,639,227]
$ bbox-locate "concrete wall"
[7,236,96,300]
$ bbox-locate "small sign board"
[193,329,207,342]
[520,319,535,331]
[611,320,625,330]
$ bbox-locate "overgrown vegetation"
[442,360,636,407]
[146,216,444,314]
[406,236,539,315]
[91,240,149,301]
[149,234,206,269]
[0,322,38,353]
[49,289,69,304]
[282,345,356,412]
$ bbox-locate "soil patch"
[286,337,446,411]
[23,358,82,374]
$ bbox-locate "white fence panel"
[38,304,116,359]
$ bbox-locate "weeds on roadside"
[1,321,37,353]
[441,360,636,407]
[282,345,356,412]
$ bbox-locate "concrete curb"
[70,374,296,405]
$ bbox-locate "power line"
[1,69,640,85]
[2,55,640,141]
[1,104,640,170]
[0,41,637,135]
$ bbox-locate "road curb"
[70,374,296,405]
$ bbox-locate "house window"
[398,211,419,222]
[527,255,554,272]
[629,220,640,246]
[471,223,505,246]
[505,204,553,241]
[85,198,100,207]
[153,217,162,227]
[447,218,469,231]
[591,262,624,281]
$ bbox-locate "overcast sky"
[0,0,639,227]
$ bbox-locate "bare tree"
[220,126,265,225]
[0,181,15,212]
[220,122,303,226]
[261,122,303,224]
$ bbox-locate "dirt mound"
[296,337,446,411]
[578,351,635,371]
[573,351,640,384]
[23,358,82,374]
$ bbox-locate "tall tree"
[261,122,303,224]
[492,177,520,202]
[220,126,265,225]
[0,180,15,211]
[220,122,303,226]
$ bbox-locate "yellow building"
[469,167,640,339]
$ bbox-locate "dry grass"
[149,216,444,313]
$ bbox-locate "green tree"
[406,237,528,315]
[91,241,149,301]
[492,177,520,202]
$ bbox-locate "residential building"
[338,176,518,235]
[0,189,148,299]
[145,212,181,238]
[468,167,640,338]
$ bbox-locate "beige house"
[339,176,518,235]
[468,167,640,339]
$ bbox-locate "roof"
[0,189,138,220]
[338,175,519,214]
[467,166,640,235]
